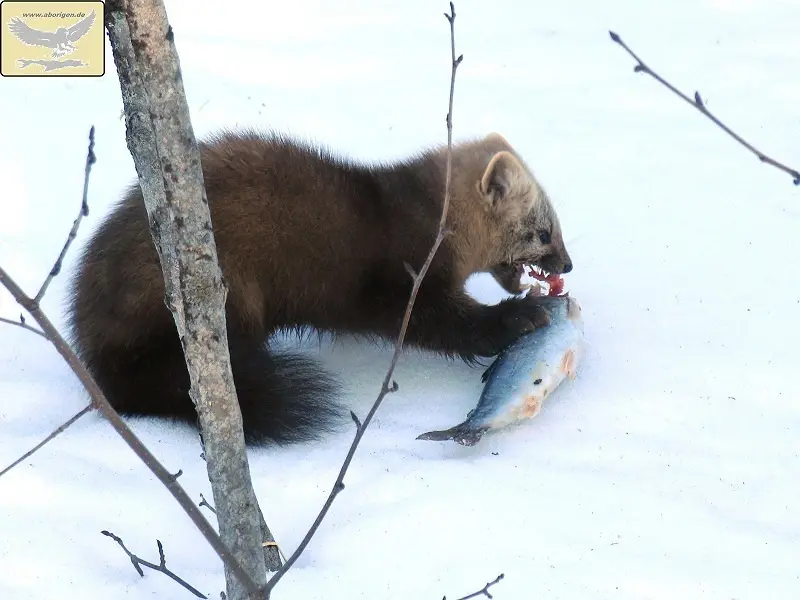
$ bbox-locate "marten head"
[462,136,571,294]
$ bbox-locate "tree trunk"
[104,1,281,597]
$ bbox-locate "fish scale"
[417,295,585,446]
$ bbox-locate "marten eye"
[538,230,551,245]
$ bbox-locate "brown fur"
[66,129,572,444]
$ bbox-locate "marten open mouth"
[502,261,555,282]
[506,261,551,280]
[501,261,565,296]
[498,260,567,296]
[526,264,552,281]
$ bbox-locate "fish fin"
[417,424,487,446]
[481,357,500,383]
[453,429,487,446]
[560,348,578,380]
[416,427,460,442]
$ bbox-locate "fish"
[417,294,585,447]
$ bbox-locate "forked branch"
[446,573,505,600]
[262,2,464,595]
[609,31,800,186]
[101,530,207,598]
[0,126,95,339]
[0,315,46,339]
[0,404,93,478]
[0,126,98,478]
[0,265,257,594]
[35,126,95,303]
[0,126,259,596]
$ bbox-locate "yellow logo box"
[1,1,105,77]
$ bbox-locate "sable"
[68,34,572,451]
[66,126,573,446]
[70,133,572,448]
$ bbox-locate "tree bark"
[104,1,281,597]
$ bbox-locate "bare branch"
[0,117,262,593]
[0,315,47,339]
[105,0,278,590]
[199,494,217,515]
[0,265,258,596]
[101,530,207,599]
[0,115,261,592]
[445,573,505,600]
[1,125,95,336]
[199,491,283,571]
[263,2,463,594]
[35,126,95,304]
[609,31,800,186]
[0,404,93,478]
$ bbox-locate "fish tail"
[416,425,487,446]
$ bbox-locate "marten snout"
[539,249,573,275]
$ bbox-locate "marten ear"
[484,132,511,147]
[478,151,533,218]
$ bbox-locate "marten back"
[66,129,572,444]
[66,131,451,443]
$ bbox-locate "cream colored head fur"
[443,132,572,292]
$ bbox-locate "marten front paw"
[470,297,550,357]
[497,295,552,334]
[515,295,552,329]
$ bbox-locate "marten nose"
[562,261,573,273]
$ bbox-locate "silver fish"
[417,295,585,446]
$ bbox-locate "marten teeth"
[524,264,552,281]
[531,265,547,276]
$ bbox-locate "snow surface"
[1,0,799,598]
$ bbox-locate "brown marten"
[65,130,572,445]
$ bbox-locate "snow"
[1,0,799,598]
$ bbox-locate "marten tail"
[77,330,345,445]
[229,338,346,444]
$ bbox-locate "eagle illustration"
[8,10,96,59]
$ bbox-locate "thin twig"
[262,3,463,595]
[199,494,217,515]
[0,404,93,478]
[199,488,281,570]
[1,126,94,336]
[35,126,96,304]
[0,129,259,594]
[446,574,505,600]
[609,31,800,186]
[0,315,47,339]
[0,127,98,477]
[0,266,257,593]
[101,530,207,598]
